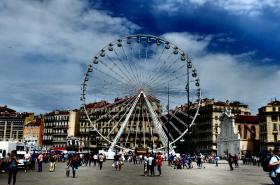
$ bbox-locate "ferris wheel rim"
[80,34,202,152]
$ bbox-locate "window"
[251,126,256,139]
[272,115,278,121]
[274,123,278,131]
[244,127,247,139]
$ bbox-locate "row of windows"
[44,116,69,121]
[272,107,280,112]
[44,129,52,134]
[44,122,68,127]
[53,144,66,148]
[53,129,67,134]
[271,115,280,122]
[53,137,67,141]
[0,120,24,123]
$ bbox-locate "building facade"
[217,108,260,157]
[0,105,28,142]
[79,95,163,152]
[43,110,69,150]
[185,99,251,154]
[23,114,44,150]
[259,100,280,151]
[43,110,80,150]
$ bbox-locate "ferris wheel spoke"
[148,51,174,83]
[134,102,141,147]
[121,45,140,86]
[93,95,137,126]
[148,58,182,88]
[150,73,188,90]
[104,54,136,86]
[162,115,183,136]
[125,107,137,147]
[113,48,139,85]
[93,65,131,87]
[175,110,195,120]
[99,97,136,130]
[148,66,186,89]
[147,96,176,141]
[106,105,131,138]
[129,44,141,86]
[173,114,189,128]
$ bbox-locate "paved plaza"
[0,161,273,185]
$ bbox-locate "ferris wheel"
[80,34,201,154]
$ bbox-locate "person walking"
[98,153,104,170]
[197,154,202,168]
[269,147,280,185]
[93,154,98,167]
[118,154,124,171]
[228,153,234,171]
[7,150,18,185]
[215,155,219,167]
[49,154,56,172]
[23,150,31,173]
[70,154,79,178]
[144,155,148,176]
[156,152,164,176]
[147,154,154,176]
[233,154,239,168]
[37,153,43,172]
[113,153,119,171]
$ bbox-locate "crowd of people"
[2,148,280,185]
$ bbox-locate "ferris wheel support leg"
[108,92,142,153]
[142,92,169,149]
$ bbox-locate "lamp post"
[186,61,190,155]
[167,84,170,159]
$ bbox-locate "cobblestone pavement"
[0,161,273,185]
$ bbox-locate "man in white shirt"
[24,151,31,172]
[93,154,98,166]
[147,154,154,176]
[269,147,280,185]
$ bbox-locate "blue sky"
[0,0,279,114]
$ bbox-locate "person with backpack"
[269,147,280,185]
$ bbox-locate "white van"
[16,144,28,168]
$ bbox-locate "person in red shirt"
[156,152,164,176]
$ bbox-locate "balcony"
[52,133,67,136]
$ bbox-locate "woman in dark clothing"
[8,150,19,185]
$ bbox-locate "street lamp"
[167,84,170,159]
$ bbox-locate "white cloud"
[0,0,139,113]
[162,32,280,114]
[162,32,211,57]
[154,0,280,16]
